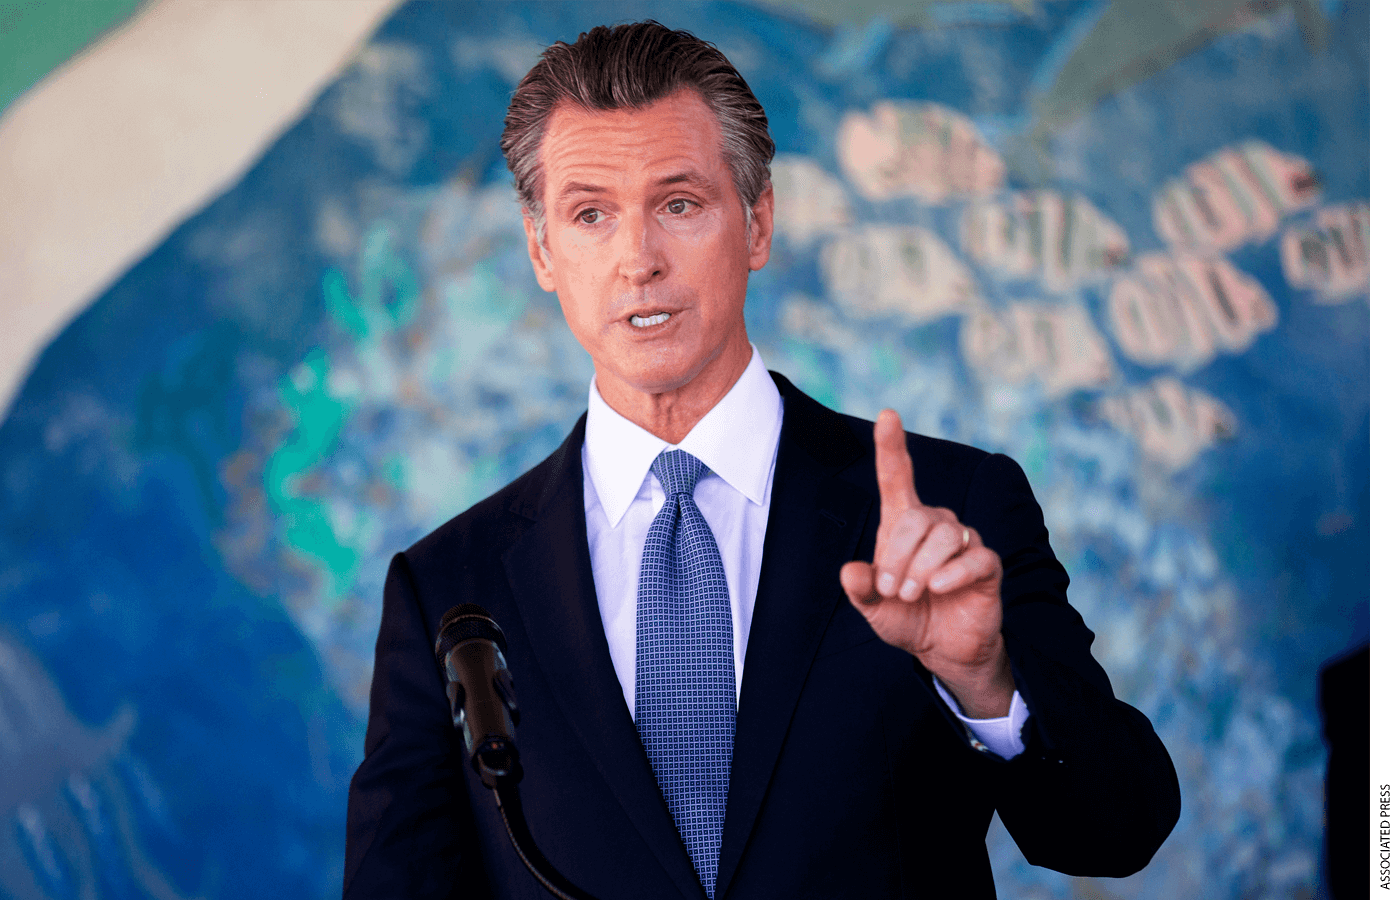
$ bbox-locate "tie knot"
[651,449,708,499]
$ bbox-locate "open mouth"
[630,312,671,328]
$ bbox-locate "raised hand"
[839,410,1014,718]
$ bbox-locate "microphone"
[435,603,521,788]
[434,603,599,900]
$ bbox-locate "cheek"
[706,245,752,305]
[553,281,595,335]
[552,254,612,319]
[556,228,597,258]
[557,300,606,361]
[689,228,748,282]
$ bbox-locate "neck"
[596,342,752,445]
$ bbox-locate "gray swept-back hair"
[500,21,774,230]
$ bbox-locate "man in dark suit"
[344,22,1179,900]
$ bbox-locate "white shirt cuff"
[932,680,1028,759]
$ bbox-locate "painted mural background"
[0,1,1368,898]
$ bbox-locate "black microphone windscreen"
[435,604,508,671]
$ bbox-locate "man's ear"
[747,183,775,272]
[523,211,556,292]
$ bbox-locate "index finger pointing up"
[874,409,920,516]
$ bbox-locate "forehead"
[536,89,730,197]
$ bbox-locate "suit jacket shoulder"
[403,414,586,580]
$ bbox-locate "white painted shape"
[1281,202,1370,301]
[821,224,981,321]
[769,155,851,245]
[836,100,1003,204]
[0,0,406,422]
[1100,377,1236,471]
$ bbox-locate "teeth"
[630,312,671,328]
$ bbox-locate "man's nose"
[618,213,666,284]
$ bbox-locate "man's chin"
[616,369,700,400]
[596,355,708,402]
[595,335,748,409]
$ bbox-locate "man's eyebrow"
[553,171,722,208]
[657,171,721,195]
[555,181,609,205]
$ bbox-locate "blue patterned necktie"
[635,449,736,899]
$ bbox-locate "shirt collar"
[584,345,783,528]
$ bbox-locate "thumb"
[840,560,878,607]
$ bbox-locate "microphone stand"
[488,778,601,900]
[436,604,601,900]
[468,729,597,900]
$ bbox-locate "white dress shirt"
[581,345,1027,758]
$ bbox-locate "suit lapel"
[714,375,873,899]
[502,416,705,900]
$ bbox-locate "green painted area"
[0,0,145,114]
[323,223,419,341]
[265,348,359,593]
[266,221,427,598]
[871,340,902,384]
[381,453,408,492]
[781,339,840,409]
[321,269,366,339]
[1020,420,1049,482]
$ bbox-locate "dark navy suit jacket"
[344,372,1179,899]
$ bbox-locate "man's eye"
[578,209,601,225]
[666,199,693,215]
